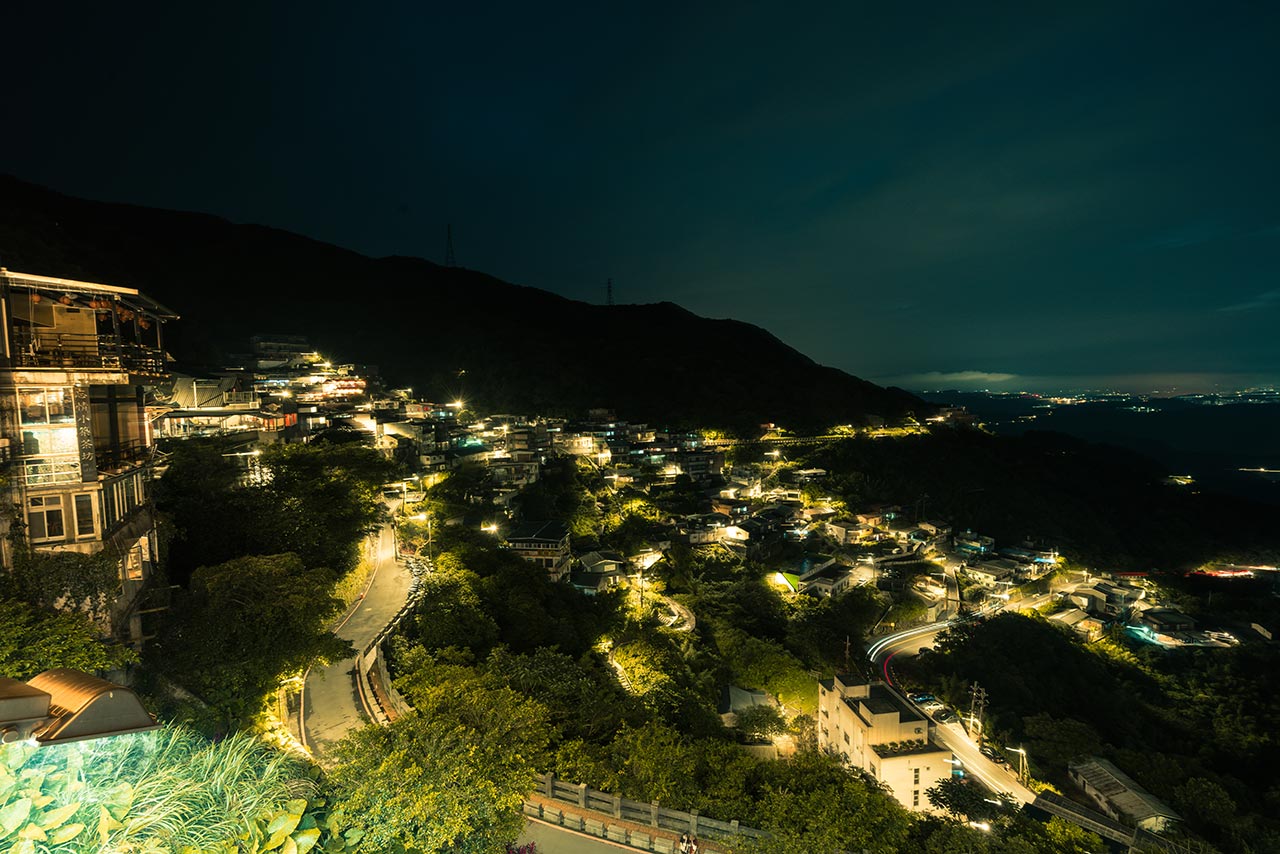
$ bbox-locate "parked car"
[921,700,945,712]
[980,745,1007,764]
[934,708,957,724]
[908,693,935,703]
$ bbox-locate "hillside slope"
[0,175,927,430]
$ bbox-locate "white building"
[817,673,953,811]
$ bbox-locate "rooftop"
[506,520,570,543]
[870,739,949,758]
[1069,757,1181,824]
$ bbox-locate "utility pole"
[445,224,456,267]
[844,635,852,672]
[968,682,987,741]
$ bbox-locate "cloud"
[1218,289,1280,313]
[875,370,1020,388]
[910,370,1018,384]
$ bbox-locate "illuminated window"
[16,387,80,485]
[27,495,65,541]
[124,543,144,581]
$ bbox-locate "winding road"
[868,610,1036,805]
[299,518,413,761]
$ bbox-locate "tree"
[0,597,137,679]
[331,673,549,854]
[748,750,912,853]
[156,438,394,583]
[735,704,787,741]
[1174,776,1238,832]
[154,553,352,725]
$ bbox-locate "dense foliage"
[330,680,546,854]
[0,727,359,854]
[152,553,354,728]
[156,437,395,584]
[150,439,393,728]
[0,596,137,680]
[903,612,1280,852]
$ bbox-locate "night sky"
[4,2,1278,393]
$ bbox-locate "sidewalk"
[300,521,414,761]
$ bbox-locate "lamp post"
[1008,746,1029,785]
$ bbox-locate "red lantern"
[59,294,73,306]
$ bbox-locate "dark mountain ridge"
[0,175,927,430]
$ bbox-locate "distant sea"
[917,390,1280,507]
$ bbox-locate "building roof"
[843,683,925,725]
[1069,757,1181,824]
[870,740,950,759]
[579,550,625,571]
[1052,608,1096,627]
[506,520,570,543]
[1141,607,1195,628]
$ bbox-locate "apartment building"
[0,269,176,645]
[817,673,953,811]
[505,520,572,581]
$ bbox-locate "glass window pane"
[45,389,74,423]
[18,389,48,425]
[74,494,95,536]
[46,509,64,538]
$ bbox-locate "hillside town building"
[0,269,177,645]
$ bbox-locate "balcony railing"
[96,439,152,473]
[7,329,166,375]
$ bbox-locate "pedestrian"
[689,836,699,854]
[679,833,690,853]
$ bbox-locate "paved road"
[868,612,1035,805]
[301,519,413,761]
[516,821,635,854]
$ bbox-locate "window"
[74,493,95,537]
[913,768,920,785]
[19,388,74,425]
[124,543,144,582]
[842,732,850,745]
[27,495,64,541]
[16,387,81,485]
[912,790,919,807]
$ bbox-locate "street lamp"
[1007,746,1029,785]
[1,670,159,747]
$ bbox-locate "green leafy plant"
[0,726,355,854]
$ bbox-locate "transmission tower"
[968,683,988,741]
[445,224,456,267]
[606,277,614,306]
